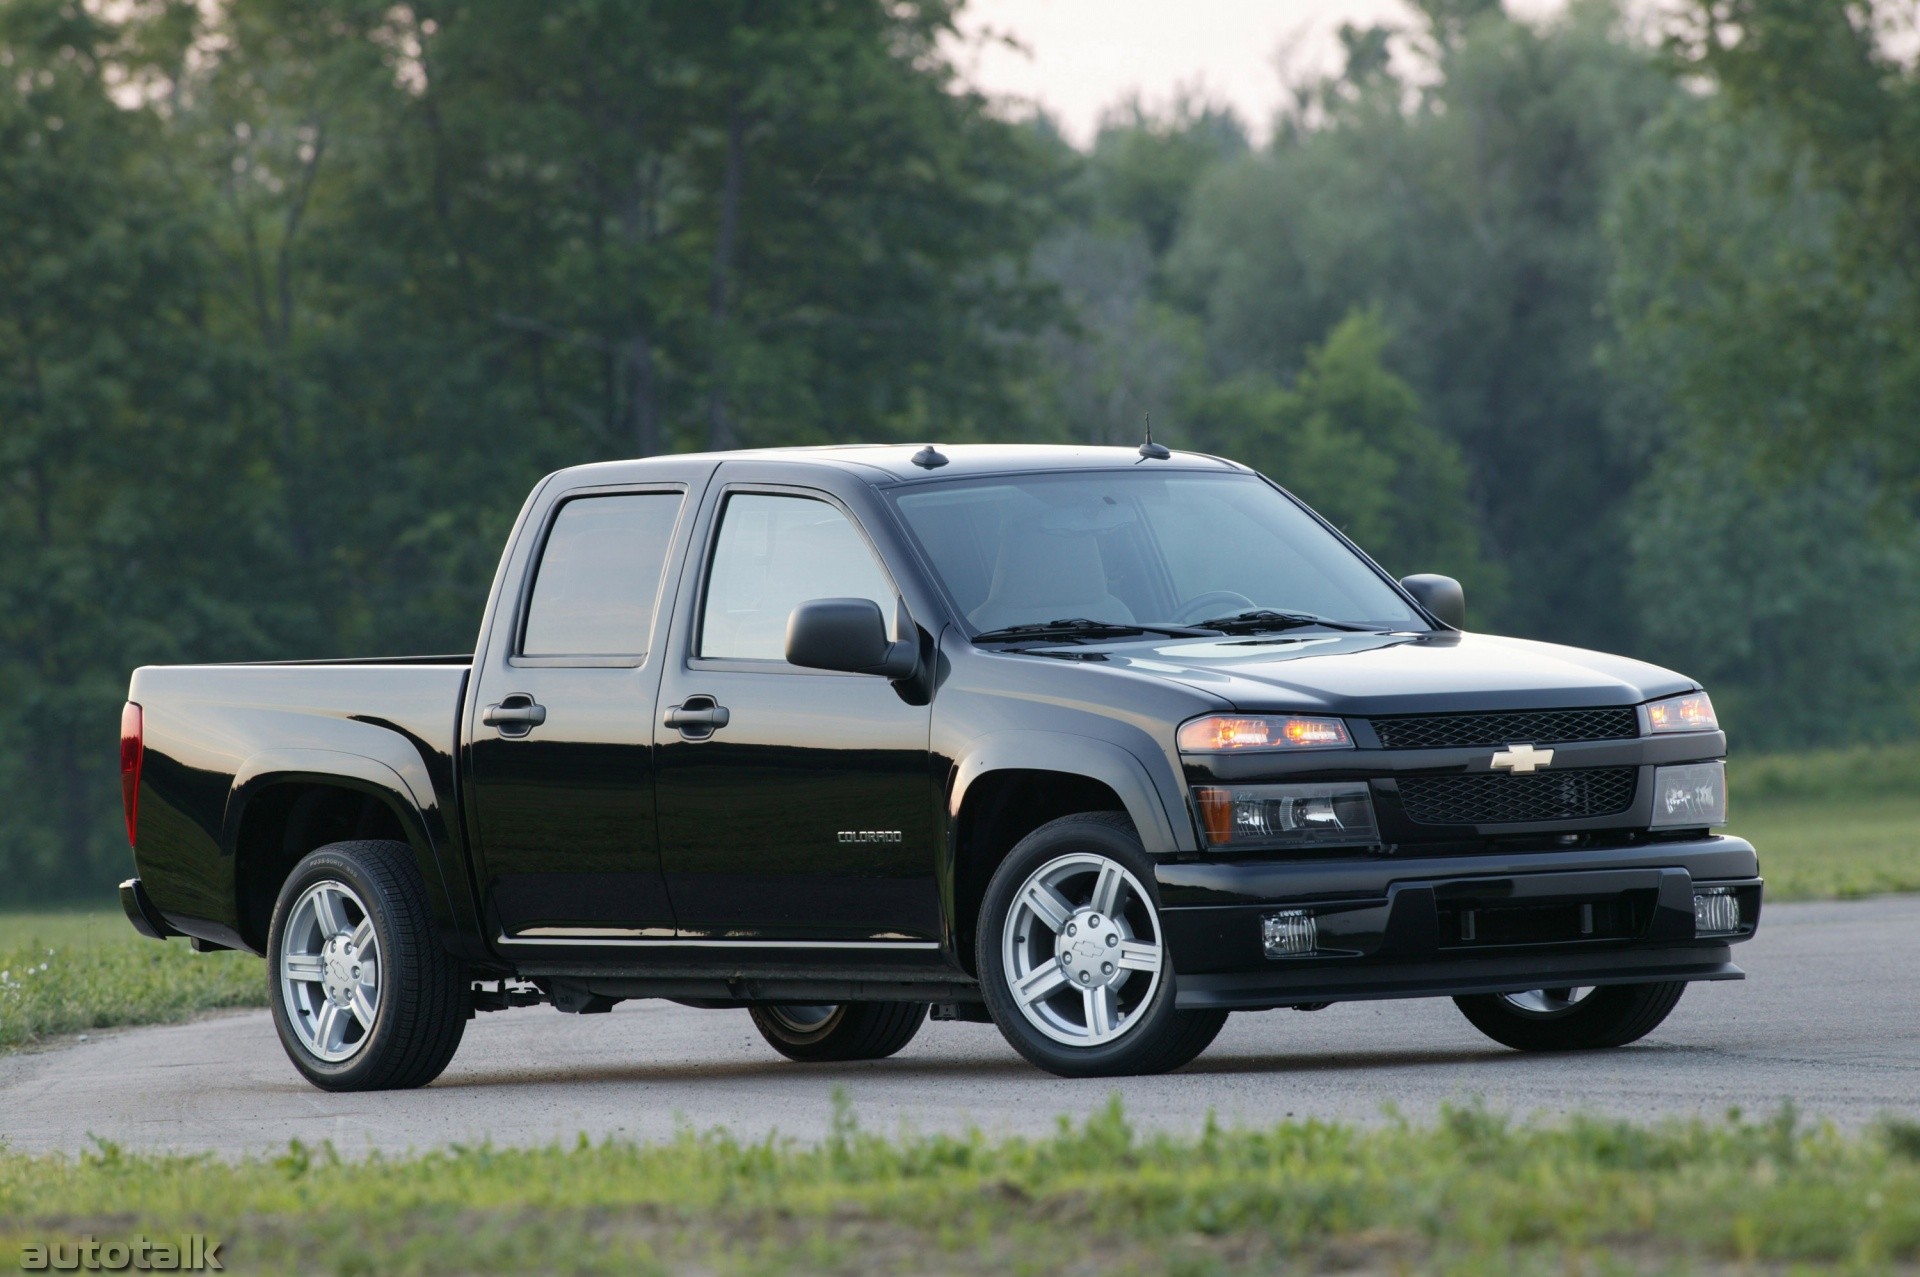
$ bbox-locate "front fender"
[947,730,1194,856]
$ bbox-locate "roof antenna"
[911,444,949,470]
[1137,415,1170,462]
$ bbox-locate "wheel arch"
[944,731,1191,975]
[224,750,461,956]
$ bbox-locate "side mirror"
[1400,574,1465,629]
[785,597,919,680]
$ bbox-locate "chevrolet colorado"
[118,444,1758,1090]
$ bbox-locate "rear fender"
[223,745,475,950]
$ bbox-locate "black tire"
[267,840,469,1091]
[748,1002,928,1062]
[976,812,1227,1078]
[1454,981,1687,1052]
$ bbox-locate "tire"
[976,812,1227,1078]
[748,1002,928,1062]
[267,839,469,1091]
[1453,981,1687,1052]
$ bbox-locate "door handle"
[483,694,548,738]
[664,695,730,740]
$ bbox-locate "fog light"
[1693,887,1742,936]
[1262,909,1318,958]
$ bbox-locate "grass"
[1730,743,1920,900]
[0,741,1911,1054]
[0,909,263,1052]
[2,1098,1919,1274]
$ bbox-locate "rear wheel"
[748,1002,927,1062]
[267,840,468,1091]
[977,813,1227,1077]
[1454,981,1686,1051]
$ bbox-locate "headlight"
[1650,761,1728,828]
[1193,782,1380,850]
[1644,692,1717,734]
[1177,715,1352,752]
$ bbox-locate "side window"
[700,493,893,661]
[521,493,683,657]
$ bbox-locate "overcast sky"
[950,0,1570,146]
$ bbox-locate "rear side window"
[521,493,683,657]
[699,493,893,660]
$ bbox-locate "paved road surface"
[3,897,1915,1156]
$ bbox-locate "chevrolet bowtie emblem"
[1490,743,1554,773]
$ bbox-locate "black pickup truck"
[118,444,1758,1090]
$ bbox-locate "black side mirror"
[1400,574,1465,629]
[785,597,919,680]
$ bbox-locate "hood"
[1078,630,1696,716]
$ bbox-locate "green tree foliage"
[0,0,1059,897]
[1171,1,1676,647]
[1188,309,1499,600]
[4,0,1915,898]
[1655,0,1920,503]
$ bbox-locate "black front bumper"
[1155,835,1760,1011]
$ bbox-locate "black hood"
[1081,630,1697,716]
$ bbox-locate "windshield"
[891,471,1427,636]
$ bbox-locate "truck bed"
[126,658,474,953]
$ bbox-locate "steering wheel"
[1173,591,1257,625]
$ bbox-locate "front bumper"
[1155,835,1760,1011]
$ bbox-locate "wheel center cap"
[321,935,356,1001]
[1056,909,1122,988]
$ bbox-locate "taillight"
[120,702,143,847]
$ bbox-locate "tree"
[1187,309,1499,599]
[1662,0,1920,504]
[1170,1,1676,647]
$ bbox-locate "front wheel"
[977,813,1227,1077]
[748,1002,927,1062]
[267,840,469,1091]
[1454,981,1687,1052]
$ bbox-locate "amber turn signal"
[1177,714,1352,752]
[1645,692,1717,734]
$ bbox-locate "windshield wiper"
[972,617,1220,644]
[1191,608,1389,634]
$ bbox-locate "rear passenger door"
[652,475,939,945]
[466,477,701,941]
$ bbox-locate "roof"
[556,443,1249,488]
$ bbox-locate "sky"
[950,0,1568,146]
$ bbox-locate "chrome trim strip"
[496,932,941,950]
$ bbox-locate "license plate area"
[1438,892,1653,948]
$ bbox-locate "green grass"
[1730,744,1920,900]
[0,909,263,1052]
[0,741,1911,1054]
[2,1099,1918,1274]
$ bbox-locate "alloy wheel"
[1500,987,1595,1017]
[1000,852,1164,1048]
[279,879,380,1062]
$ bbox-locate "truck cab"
[120,444,1758,1089]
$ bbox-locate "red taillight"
[120,702,143,847]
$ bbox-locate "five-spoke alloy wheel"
[1455,980,1686,1051]
[1000,851,1164,1048]
[978,813,1226,1077]
[279,880,381,1062]
[267,840,469,1091]
[748,1001,928,1062]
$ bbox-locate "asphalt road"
[4,897,1916,1157]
